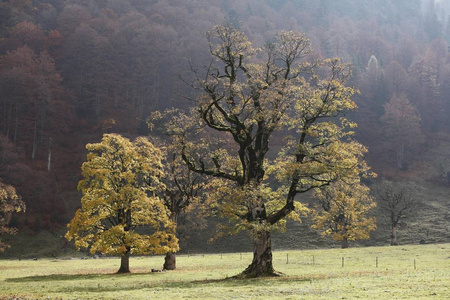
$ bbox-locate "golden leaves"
[0,181,25,252]
[311,181,377,243]
[66,134,178,256]
[171,25,374,241]
[208,24,256,63]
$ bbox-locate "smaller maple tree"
[65,133,178,273]
[312,179,377,248]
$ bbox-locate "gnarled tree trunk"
[239,230,276,278]
[118,248,130,273]
[163,209,178,270]
[163,252,176,270]
[341,238,349,249]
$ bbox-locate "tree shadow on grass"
[5,272,151,282]
[190,276,314,287]
[6,273,315,294]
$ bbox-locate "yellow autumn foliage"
[0,181,25,252]
[65,134,178,256]
[166,25,374,250]
[311,180,377,244]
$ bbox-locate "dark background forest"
[1,0,450,254]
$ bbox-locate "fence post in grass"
[313,255,315,266]
[342,257,344,268]
[286,253,289,264]
[221,253,222,259]
[376,257,378,268]
[414,259,416,270]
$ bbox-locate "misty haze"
[0,0,449,299]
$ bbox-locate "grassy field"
[0,243,449,299]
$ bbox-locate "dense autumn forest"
[1,0,450,240]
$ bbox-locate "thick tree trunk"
[341,238,349,249]
[239,230,277,278]
[117,248,131,273]
[162,208,178,270]
[163,252,176,270]
[390,224,399,246]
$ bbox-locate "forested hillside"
[0,0,449,249]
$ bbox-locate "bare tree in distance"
[374,179,419,246]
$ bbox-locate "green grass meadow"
[1,243,449,299]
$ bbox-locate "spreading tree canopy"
[169,24,372,277]
[65,133,178,273]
